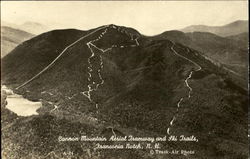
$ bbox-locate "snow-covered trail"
[167,42,202,135]
[81,26,140,111]
[81,28,109,104]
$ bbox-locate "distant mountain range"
[2,21,49,35]
[181,20,248,37]
[1,21,50,58]
[20,21,49,35]
[1,26,34,58]
[2,24,248,159]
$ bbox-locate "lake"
[2,85,42,116]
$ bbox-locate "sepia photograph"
[1,1,249,158]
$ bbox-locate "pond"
[2,85,42,116]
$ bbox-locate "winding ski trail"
[81,25,140,111]
[167,41,202,135]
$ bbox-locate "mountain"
[1,26,34,58]
[154,30,248,79]
[19,21,50,35]
[226,32,249,47]
[182,20,248,37]
[1,25,248,159]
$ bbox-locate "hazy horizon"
[1,1,248,35]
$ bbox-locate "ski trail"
[170,42,201,70]
[81,26,140,104]
[185,72,193,98]
[80,26,140,135]
[67,93,77,100]
[16,25,109,90]
[106,126,117,136]
[167,98,183,135]
[184,48,201,99]
[43,151,59,159]
[81,28,109,102]
[111,127,117,136]
[125,66,152,73]
[135,37,140,46]
[167,42,202,135]
[50,105,59,113]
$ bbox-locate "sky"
[1,1,248,35]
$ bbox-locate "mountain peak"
[107,24,140,36]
